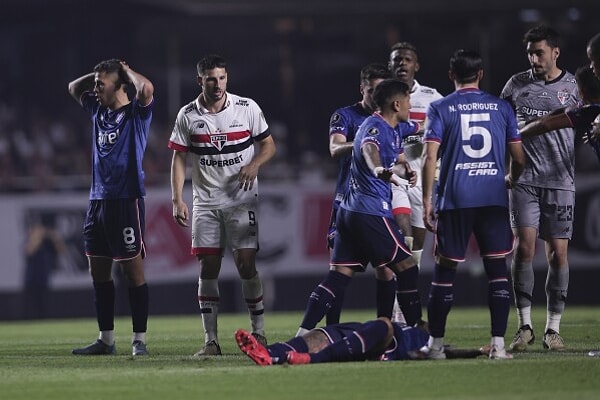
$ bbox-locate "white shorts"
[191,200,259,256]
[391,184,425,229]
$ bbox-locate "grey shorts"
[509,184,575,240]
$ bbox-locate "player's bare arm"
[506,141,526,188]
[329,133,353,158]
[362,142,395,183]
[238,134,276,191]
[170,150,189,227]
[302,330,333,353]
[67,72,95,105]
[519,112,572,137]
[421,141,439,232]
[120,61,154,106]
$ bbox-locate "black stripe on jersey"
[189,137,254,155]
[254,128,271,142]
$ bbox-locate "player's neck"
[200,93,227,113]
[108,92,130,111]
[455,82,479,91]
[378,111,400,128]
[542,67,562,82]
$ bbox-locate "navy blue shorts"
[435,206,513,262]
[83,198,146,261]
[331,208,412,270]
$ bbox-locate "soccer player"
[388,42,443,267]
[169,54,276,356]
[500,25,579,352]
[420,49,525,360]
[387,42,444,325]
[296,79,421,337]
[68,59,154,356]
[587,32,600,80]
[520,66,600,161]
[236,317,486,366]
[325,63,397,325]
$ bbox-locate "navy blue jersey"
[82,92,153,199]
[567,103,600,160]
[342,113,403,217]
[424,88,521,211]
[381,323,429,361]
[329,103,371,207]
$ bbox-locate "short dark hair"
[575,65,600,101]
[390,41,418,57]
[588,33,600,59]
[93,59,128,88]
[360,63,392,83]
[197,54,227,75]
[450,49,483,84]
[523,25,560,48]
[372,79,410,110]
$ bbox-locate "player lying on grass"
[236,317,491,366]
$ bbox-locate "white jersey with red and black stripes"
[403,80,443,184]
[168,92,269,209]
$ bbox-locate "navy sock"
[268,337,309,364]
[128,283,149,333]
[310,319,389,363]
[326,289,345,325]
[484,258,510,337]
[395,266,422,325]
[427,264,456,338]
[300,270,351,330]
[376,278,396,319]
[94,281,115,331]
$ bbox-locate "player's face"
[93,71,120,107]
[199,67,227,102]
[361,78,385,112]
[395,94,411,122]
[389,49,419,85]
[526,40,558,80]
[587,46,600,80]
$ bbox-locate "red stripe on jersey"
[410,111,426,121]
[190,130,251,143]
[168,141,188,152]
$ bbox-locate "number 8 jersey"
[423,88,521,211]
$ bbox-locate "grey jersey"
[500,70,579,190]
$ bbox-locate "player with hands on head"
[169,54,276,356]
[68,59,154,356]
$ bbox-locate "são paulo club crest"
[557,89,570,105]
[210,130,227,151]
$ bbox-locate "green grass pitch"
[1,307,599,400]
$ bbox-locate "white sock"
[296,327,310,337]
[199,278,220,343]
[99,330,114,345]
[545,311,562,333]
[132,332,146,343]
[517,306,532,328]
[428,336,444,351]
[412,249,423,269]
[491,336,505,349]
[242,274,265,335]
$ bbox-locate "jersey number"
[123,227,136,245]
[461,113,492,158]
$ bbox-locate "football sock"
[427,264,456,338]
[412,249,423,269]
[128,283,149,333]
[310,319,389,363]
[545,265,568,332]
[376,278,396,319]
[484,258,510,337]
[325,289,345,326]
[99,330,114,346]
[94,280,115,332]
[268,337,309,364]
[395,265,421,326]
[511,259,534,310]
[198,278,220,343]
[517,306,532,328]
[298,270,351,331]
[242,274,265,336]
[132,332,146,343]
